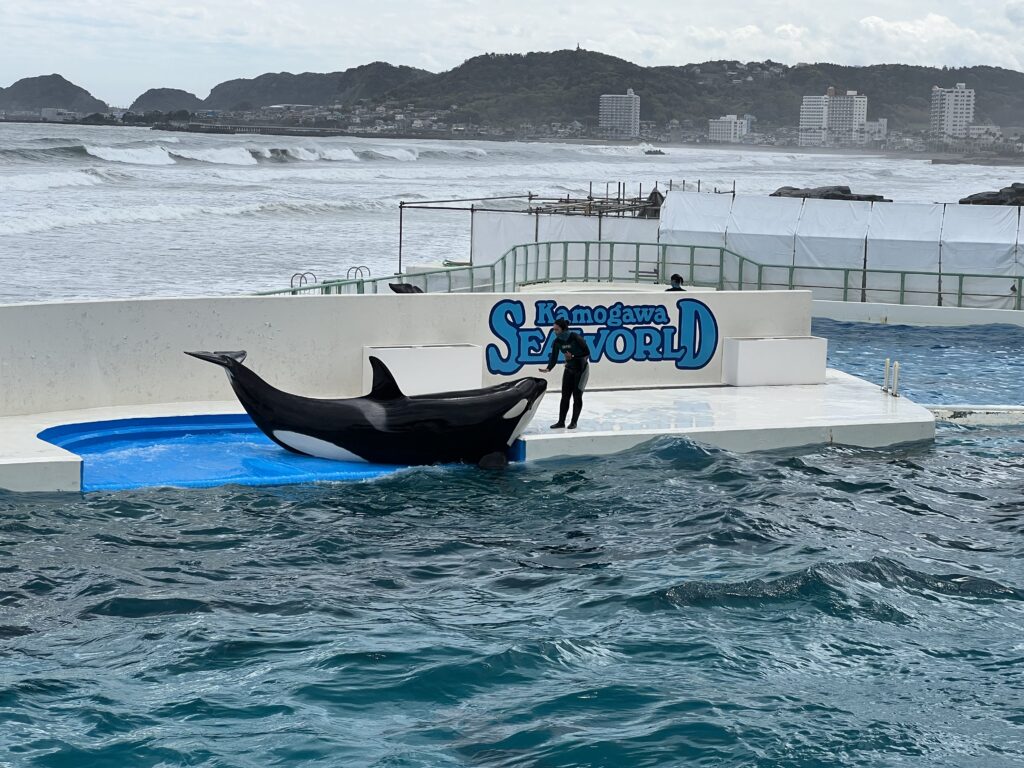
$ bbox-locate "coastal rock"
[0,74,107,113]
[959,183,1024,205]
[771,185,891,203]
[130,88,204,113]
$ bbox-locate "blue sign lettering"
[485,298,719,375]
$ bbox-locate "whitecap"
[84,144,175,165]
[2,170,106,192]
[168,147,258,166]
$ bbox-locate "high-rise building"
[930,83,975,139]
[798,87,869,146]
[599,88,640,138]
[828,90,868,143]
[708,114,749,143]
[798,93,830,147]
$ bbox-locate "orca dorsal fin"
[368,356,405,400]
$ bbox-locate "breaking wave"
[0,198,396,236]
[2,169,110,192]
[0,141,496,167]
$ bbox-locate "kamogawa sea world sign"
[486,298,719,375]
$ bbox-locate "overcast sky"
[3,1,1024,105]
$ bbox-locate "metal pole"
[398,201,404,274]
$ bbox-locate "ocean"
[1,122,1021,303]
[3,122,1024,767]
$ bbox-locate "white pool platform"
[516,369,934,460]
[0,370,934,493]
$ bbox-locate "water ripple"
[2,427,1024,766]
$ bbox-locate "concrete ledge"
[518,369,935,460]
[0,373,935,492]
[814,300,1024,327]
[0,401,242,493]
[929,405,1024,426]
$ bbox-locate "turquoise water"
[3,321,1024,767]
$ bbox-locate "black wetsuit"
[548,332,591,426]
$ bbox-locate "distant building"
[39,107,79,122]
[930,83,975,139]
[708,114,749,143]
[798,87,869,146]
[862,118,888,144]
[798,94,830,147]
[828,90,867,144]
[968,124,1002,143]
[599,88,640,138]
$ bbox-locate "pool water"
[39,416,403,492]
[3,320,1023,767]
[815,318,1024,405]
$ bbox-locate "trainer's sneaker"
[549,422,566,429]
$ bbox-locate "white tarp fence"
[939,205,1018,309]
[659,191,1024,307]
[723,196,804,290]
[470,211,535,267]
[793,199,872,301]
[864,203,943,305]
[600,217,661,281]
[659,192,734,286]
[536,215,603,281]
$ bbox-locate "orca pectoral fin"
[478,451,509,470]
[368,356,405,400]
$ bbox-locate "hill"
[130,88,204,113]
[0,74,107,113]
[201,61,431,111]
[386,50,697,125]
[383,50,1024,130]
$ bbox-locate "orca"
[185,351,548,466]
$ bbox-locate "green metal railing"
[258,240,1024,310]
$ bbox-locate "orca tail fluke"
[184,350,248,367]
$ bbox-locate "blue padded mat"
[39,414,406,492]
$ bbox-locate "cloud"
[1,2,1023,104]
[851,14,1024,69]
[1007,0,1024,25]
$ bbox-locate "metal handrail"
[258,240,1024,310]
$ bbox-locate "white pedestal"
[723,337,827,387]
[363,344,483,396]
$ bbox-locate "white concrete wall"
[813,299,1024,327]
[0,291,812,417]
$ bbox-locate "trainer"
[541,318,591,430]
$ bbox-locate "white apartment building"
[798,94,829,147]
[930,83,975,139]
[599,88,641,138]
[828,90,867,143]
[708,114,749,143]
[798,87,869,146]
